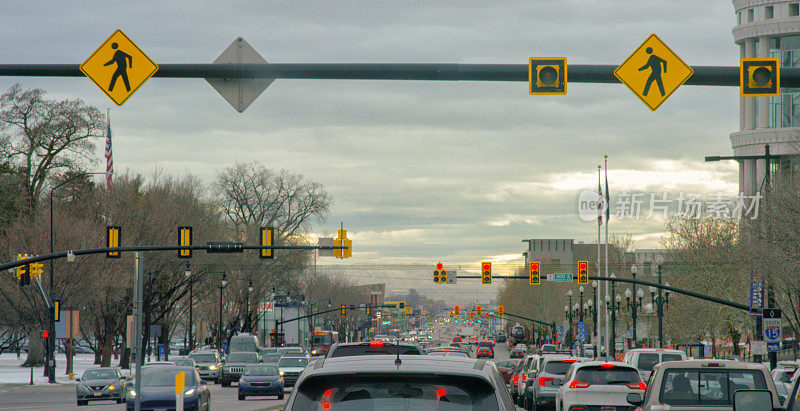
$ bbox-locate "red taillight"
[600,363,615,369]
[369,341,384,346]
[563,359,577,363]
[539,376,553,386]
[323,389,332,396]
[436,388,446,397]
[627,381,647,390]
[444,349,450,352]
[322,404,331,410]
[522,374,527,382]
[569,381,591,389]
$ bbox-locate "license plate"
[93,392,102,396]
[601,407,616,411]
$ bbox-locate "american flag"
[105,110,113,189]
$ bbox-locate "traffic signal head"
[440,269,447,284]
[529,57,567,95]
[470,312,474,318]
[454,305,460,315]
[741,58,779,96]
[476,305,482,315]
[405,305,412,315]
[577,261,589,284]
[498,305,504,316]
[398,302,405,309]
[54,300,60,322]
[178,226,192,258]
[365,305,371,315]
[340,304,346,316]
[436,262,443,270]
[529,261,541,285]
[450,311,454,317]
[481,262,492,285]
[106,226,121,258]
[433,269,440,283]
[15,254,30,286]
[259,227,274,259]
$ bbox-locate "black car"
[220,351,261,386]
[76,367,129,405]
[126,366,210,411]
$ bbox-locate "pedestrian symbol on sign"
[104,43,133,92]
[639,47,667,97]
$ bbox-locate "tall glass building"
[732,0,800,195]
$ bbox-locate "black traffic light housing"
[529,57,567,95]
[530,261,541,285]
[741,58,780,96]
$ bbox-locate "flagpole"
[596,165,602,358]
[604,155,610,359]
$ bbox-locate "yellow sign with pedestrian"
[80,30,158,106]
[614,34,693,111]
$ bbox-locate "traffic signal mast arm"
[272,304,393,327]
[3,63,800,87]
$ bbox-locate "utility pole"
[133,253,143,411]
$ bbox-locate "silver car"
[76,367,129,405]
[188,350,222,383]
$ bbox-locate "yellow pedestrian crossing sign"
[80,30,158,106]
[614,34,693,111]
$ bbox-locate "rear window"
[329,345,422,358]
[544,361,574,375]
[290,374,501,411]
[636,353,661,371]
[227,352,259,363]
[574,366,641,385]
[659,369,767,406]
[278,357,309,367]
[662,353,684,363]
[189,353,217,363]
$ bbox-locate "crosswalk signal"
[741,58,779,96]
[529,261,541,285]
[481,262,492,285]
[454,305,460,315]
[498,305,504,316]
[577,260,589,284]
[529,57,567,95]
[259,226,274,259]
[178,226,192,258]
[340,304,346,316]
[106,226,121,258]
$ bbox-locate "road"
[0,381,286,410]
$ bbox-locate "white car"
[622,347,686,382]
[555,361,646,411]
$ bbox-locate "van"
[228,333,259,353]
[623,348,687,381]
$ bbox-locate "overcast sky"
[1,1,742,300]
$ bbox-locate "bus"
[309,330,339,356]
[510,325,526,346]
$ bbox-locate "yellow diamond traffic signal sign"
[741,58,780,96]
[80,30,159,106]
[577,260,589,285]
[529,57,567,95]
[529,261,541,285]
[178,226,192,258]
[614,34,693,111]
[481,262,492,285]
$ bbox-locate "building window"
[791,3,800,17]
[766,6,774,19]
[738,12,742,25]
[747,8,754,22]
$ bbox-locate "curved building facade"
[732,0,800,195]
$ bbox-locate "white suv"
[622,348,686,381]
[555,361,645,411]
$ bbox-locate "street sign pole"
[133,253,144,411]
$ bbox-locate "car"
[171,357,197,368]
[237,364,284,400]
[468,336,478,345]
[426,346,472,358]
[220,351,261,387]
[519,354,547,409]
[76,367,129,406]
[229,333,259,353]
[277,355,310,387]
[497,334,507,343]
[626,359,782,410]
[478,339,495,353]
[510,359,527,403]
[554,361,646,411]
[325,341,424,358]
[453,336,462,342]
[282,355,516,409]
[622,347,687,382]
[144,361,176,366]
[529,356,585,411]
[476,346,494,358]
[126,366,210,411]
[261,353,283,364]
[510,344,528,358]
[188,350,222,383]
[427,350,471,358]
[772,364,796,393]
[494,360,517,385]
[540,344,557,354]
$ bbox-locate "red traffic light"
[531,262,540,271]
[42,330,49,338]
[482,263,491,271]
[578,261,588,271]
[436,262,443,270]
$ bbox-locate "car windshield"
[574,366,641,384]
[83,369,118,380]
[263,353,283,363]
[636,353,661,371]
[244,365,279,376]
[290,374,500,411]
[329,344,421,358]
[278,357,309,367]
[227,352,259,363]
[189,353,217,363]
[659,369,767,406]
[141,368,197,387]
[544,361,575,375]
[172,358,194,366]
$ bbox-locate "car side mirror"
[626,393,643,406]
[732,389,773,411]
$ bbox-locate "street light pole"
[579,286,585,323]
[629,264,639,343]
[218,272,228,350]
[184,262,193,352]
[246,279,253,333]
[652,256,669,348]
[591,281,598,338]
[48,171,108,383]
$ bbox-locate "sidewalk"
[0,353,129,385]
